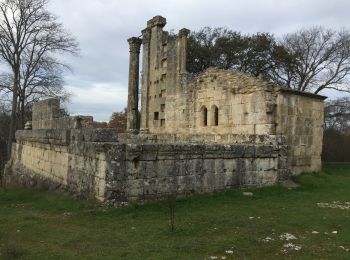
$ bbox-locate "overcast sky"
[48,0,350,122]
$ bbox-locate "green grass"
[1,163,350,259]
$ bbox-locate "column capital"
[128,37,142,52]
[147,15,166,28]
[178,28,190,38]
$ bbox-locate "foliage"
[322,97,350,162]
[108,108,127,133]
[322,129,350,162]
[187,27,289,82]
[187,26,350,94]
[0,163,350,259]
[281,27,350,94]
[93,121,108,129]
[324,97,350,132]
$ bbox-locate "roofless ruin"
[4,16,326,204]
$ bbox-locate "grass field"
[1,163,350,259]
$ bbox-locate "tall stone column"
[140,28,151,132]
[177,28,190,92]
[126,37,142,133]
[178,28,190,74]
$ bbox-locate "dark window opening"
[133,158,139,169]
[202,107,208,126]
[161,104,165,112]
[161,119,165,127]
[154,112,159,120]
[214,106,219,126]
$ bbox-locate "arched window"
[212,105,219,126]
[201,106,208,126]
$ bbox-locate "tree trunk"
[7,75,19,158]
[19,90,25,130]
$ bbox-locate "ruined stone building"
[4,16,326,204]
[128,15,325,174]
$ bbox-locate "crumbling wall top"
[147,15,166,28]
[31,98,94,130]
[32,98,63,122]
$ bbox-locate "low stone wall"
[118,142,288,203]
[5,129,116,201]
[4,129,289,204]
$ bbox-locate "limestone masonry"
[4,16,326,204]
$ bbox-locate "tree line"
[187,27,350,94]
[322,97,350,162]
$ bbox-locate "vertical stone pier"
[140,28,151,132]
[126,37,142,133]
[178,28,190,74]
[139,16,167,132]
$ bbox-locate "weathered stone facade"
[131,16,325,175]
[4,16,326,204]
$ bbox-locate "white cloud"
[66,83,127,122]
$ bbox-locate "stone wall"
[120,141,287,202]
[3,98,290,204]
[6,129,116,202]
[32,98,93,130]
[165,68,277,135]
[276,89,324,174]
[4,128,288,204]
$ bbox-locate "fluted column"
[126,37,142,133]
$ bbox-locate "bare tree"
[324,97,350,132]
[187,26,350,95]
[322,97,350,162]
[0,0,78,156]
[278,27,350,94]
[0,103,10,175]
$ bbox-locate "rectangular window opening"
[154,112,159,120]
